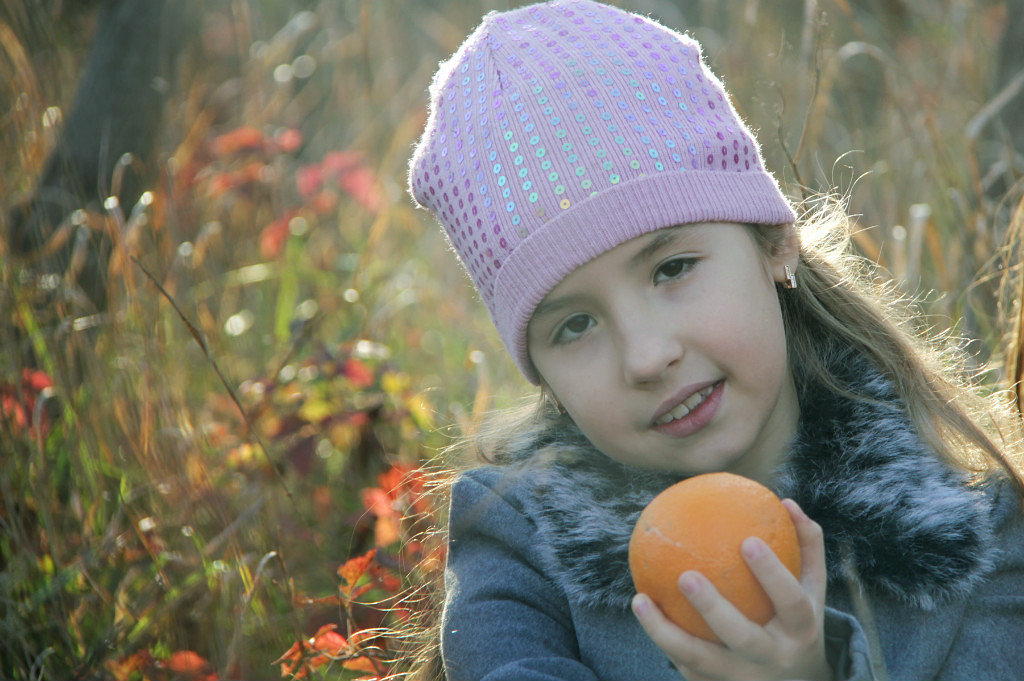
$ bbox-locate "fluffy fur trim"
[499,352,1000,612]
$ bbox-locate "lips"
[651,380,724,438]
[654,383,717,425]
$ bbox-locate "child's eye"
[553,313,595,344]
[653,256,696,284]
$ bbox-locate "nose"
[618,312,683,386]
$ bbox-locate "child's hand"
[631,499,832,681]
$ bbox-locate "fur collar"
[498,352,1000,612]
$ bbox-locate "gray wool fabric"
[440,352,1024,679]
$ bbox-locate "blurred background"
[1,0,1022,678]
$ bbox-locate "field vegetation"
[1,0,1022,679]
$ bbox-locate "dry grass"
[0,0,1021,679]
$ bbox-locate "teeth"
[656,385,715,425]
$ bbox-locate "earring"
[546,393,567,416]
[783,265,798,290]
[553,398,568,416]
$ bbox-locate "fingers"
[782,498,828,602]
[677,570,775,654]
[632,502,831,680]
[738,499,825,634]
[741,536,817,634]
[631,590,738,680]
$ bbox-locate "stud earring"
[544,390,568,416]
[553,398,568,416]
[783,265,798,290]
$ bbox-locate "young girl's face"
[527,222,800,482]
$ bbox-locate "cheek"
[698,284,787,371]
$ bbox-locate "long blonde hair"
[767,198,1024,490]
[398,197,1024,680]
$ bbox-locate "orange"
[628,472,801,642]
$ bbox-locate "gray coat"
[440,353,1024,680]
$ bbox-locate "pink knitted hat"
[409,0,796,383]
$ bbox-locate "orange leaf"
[361,487,394,517]
[272,641,303,666]
[342,656,378,673]
[211,126,264,156]
[106,651,153,681]
[375,516,401,547]
[161,650,218,680]
[310,189,338,214]
[312,629,348,657]
[275,624,352,679]
[371,563,401,593]
[338,549,377,600]
[166,650,209,673]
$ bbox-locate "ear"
[765,223,800,284]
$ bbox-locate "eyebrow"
[532,226,691,323]
[532,293,581,322]
[627,225,688,269]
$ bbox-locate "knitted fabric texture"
[409,0,796,382]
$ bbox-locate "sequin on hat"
[409,0,796,383]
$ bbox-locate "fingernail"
[679,572,701,596]
[632,594,652,616]
[743,536,767,559]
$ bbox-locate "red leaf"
[361,487,393,517]
[344,358,375,388]
[259,210,298,259]
[337,165,382,213]
[296,164,324,199]
[377,464,411,496]
[338,549,376,590]
[310,189,338,214]
[205,162,265,197]
[275,128,303,153]
[321,150,360,175]
[318,150,382,212]
[211,126,264,156]
[310,625,348,656]
[370,562,401,593]
[272,641,303,666]
[0,395,27,430]
[22,369,52,392]
[1,368,54,437]
[275,624,351,679]
[361,487,400,546]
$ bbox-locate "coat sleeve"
[822,608,878,680]
[441,468,602,681]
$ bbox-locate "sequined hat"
[409,0,796,383]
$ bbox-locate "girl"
[407,1,1024,679]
